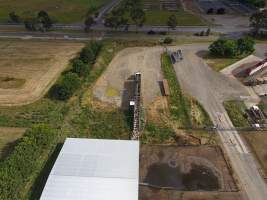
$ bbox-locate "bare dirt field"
[0,40,83,106]
[139,145,241,200]
[243,132,267,180]
[93,46,165,108]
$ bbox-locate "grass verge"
[161,52,212,128]
[224,100,249,128]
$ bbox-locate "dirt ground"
[140,188,243,200]
[139,145,241,200]
[243,132,267,180]
[0,127,27,160]
[0,40,83,106]
[93,46,165,108]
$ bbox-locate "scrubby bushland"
[0,125,58,200]
[209,37,255,58]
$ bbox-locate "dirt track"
[0,40,83,106]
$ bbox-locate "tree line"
[49,41,102,101]
[9,10,53,32]
[209,37,255,58]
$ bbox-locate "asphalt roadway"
[172,44,267,200]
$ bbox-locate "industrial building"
[40,138,139,200]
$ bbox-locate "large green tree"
[209,39,239,58]
[167,14,178,31]
[237,37,255,55]
[250,10,267,36]
[130,8,146,32]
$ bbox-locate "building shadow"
[121,75,136,110]
[29,143,63,200]
[158,80,164,96]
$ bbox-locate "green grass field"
[0,0,111,23]
[144,10,207,26]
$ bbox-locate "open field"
[0,0,111,23]
[139,145,241,199]
[0,127,27,160]
[0,40,83,106]
[113,0,208,26]
[243,132,267,180]
[143,10,208,26]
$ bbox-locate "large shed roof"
[40,138,139,200]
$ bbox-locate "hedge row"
[0,125,58,200]
[49,41,102,100]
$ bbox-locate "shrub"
[80,46,95,64]
[209,39,239,58]
[90,41,102,56]
[72,59,90,77]
[49,72,81,100]
[209,37,255,58]
[237,36,255,55]
[164,37,173,44]
[0,125,58,200]
[217,8,225,15]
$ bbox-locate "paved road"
[0,22,249,34]
[172,44,267,200]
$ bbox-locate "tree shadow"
[195,50,209,58]
[28,143,63,200]
[121,75,135,110]
[0,139,21,161]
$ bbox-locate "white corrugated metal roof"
[40,138,139,200]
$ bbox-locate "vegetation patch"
[224,100,250,128]
[141,122,176,144]
[0,125,58,200]
[0,99,67,128]
[49,41,102,101]
[71,106,130,139]
[161,53,212,128]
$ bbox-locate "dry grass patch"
[0,40,84,106]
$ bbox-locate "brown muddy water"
[144,162,220,191]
